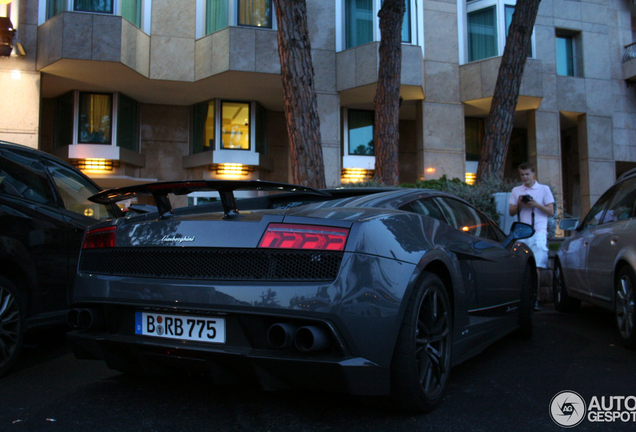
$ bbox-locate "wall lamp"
[341,168,374,184]
[71,158,120,171]
[210,163,254,176]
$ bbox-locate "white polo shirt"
[509,181,555,234]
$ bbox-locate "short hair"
[518,162,535,173]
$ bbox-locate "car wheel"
[391,272,452,413]
[517,265,534,340]
[616,267,636,349]
[0,276,25,377]
[553,261,580,312]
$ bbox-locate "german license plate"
[135,311,225,343]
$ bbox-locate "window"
[0,151,56,206]
[206,0,229,34]
[238,0,272,28]
[53,91,139,149]
[47,0,66,19]
[465,118,483,162]
[463,0,534,63]
[348,110,374,156]
[117,94,139,151]
[339,0,420,51]
[599,178,636,225]
[121,0,142,27]
[556,34,574,76]
[43,159,119,220]
[435,197,498,241]
[192,100,266,154]
[74,0,113,14]
[43,1,145,30]
[79,93,113,144]
[54,92,75,149]
[400,199,446,222]
[203,0,272,35]
[580,188,614,230]
[346,0,373,49]
[222,101,250,150]
[467,6,497,62]
[193,101,215,154]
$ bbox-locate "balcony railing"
[623,42,636,63]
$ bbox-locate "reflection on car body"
[0,140,120,377]
[554,168,636,348]
[67,180,536,412]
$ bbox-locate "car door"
[0,150,70,316]
[41,159,120,300]
[562,187,615,297]
[433,197,521,315]
[585,177,636,304]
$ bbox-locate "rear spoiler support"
[89,180,329,219]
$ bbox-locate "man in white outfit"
[509,162,555,310]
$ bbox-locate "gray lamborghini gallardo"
[67,180,536,412]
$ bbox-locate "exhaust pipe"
[267,323,298,349]
[68,308,105,330]
[294,326,329,353]
[67,308,81,329]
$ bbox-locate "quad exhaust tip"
[267,323,330,353]
[68,308,105,331]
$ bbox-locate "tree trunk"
[273,0,326,189]
[476,0,542,182]
[373,0,405,186]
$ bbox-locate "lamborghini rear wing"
[89,180,329,219]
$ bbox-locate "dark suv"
[0,141,120,376]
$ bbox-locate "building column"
[577,114,614,215]
[527,110,563,213]
[0,70,40,148]
[417,100,466,181]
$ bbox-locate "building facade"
[1,0,636,216]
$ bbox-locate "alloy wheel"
[414,285,451,400]
[616,273,635,341]
[0,285,21,371]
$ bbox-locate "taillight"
[82,226,117,249]
[258,223,349,251]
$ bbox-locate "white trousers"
[520,231,548,269]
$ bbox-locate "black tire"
[517,265,534,340]
[552,261,580,312]
[615,267,636,349]
[0,276,25,377]
[391,272,452,413]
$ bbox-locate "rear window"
[0,150,56,206]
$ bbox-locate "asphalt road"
[1,303,635,432]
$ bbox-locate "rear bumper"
[67,330,391,395]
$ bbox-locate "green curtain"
[468,6,497,62]
[74,1,113,13]
[47,0,66,20]
[346,0,373,49]
[121,0,141,28]
[207,0,229,34]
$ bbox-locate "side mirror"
[559,218,579,231]
[503,222,534,248]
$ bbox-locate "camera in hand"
[521,194,533,204]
